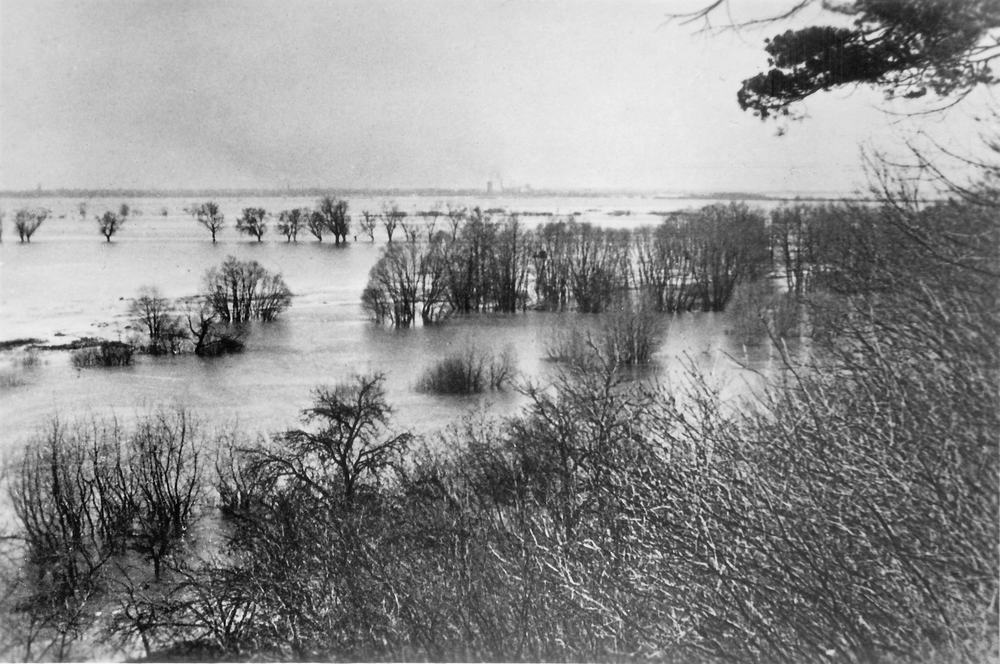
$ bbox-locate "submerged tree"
[362,243,420,326]
[128,410,205,580]
[359,210,378,241]
[318,196,351,245]
[381,202,405,243]
[307,210,326,242]
[97,210,126,242]
[128,287,185,355]
[687,202,769,311]
[182,296,244,357]
[202,256,292,323]
[14,208,48,243]
[190,202,225,243]
[276,208,308,242]
[236,207,268,242]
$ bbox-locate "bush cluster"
[70,341,134,368]
[416,346,516,394]
[125,256,290,359]
[0,349,42,388]
[548,304,662,369]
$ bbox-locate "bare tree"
[97,210,126,242]
[359,210,378,241]
[318,196,351,245]
[14,208,48,243]
[381,202,405,243]
[398,217,420,244]
[128,287,185,354]
[203,256,292,323]
[236,207,268,242]
[182,296,244,357]
[446,203,467,240]
[190,202,225,243]
[267,373,412,503]
[129,409,205,580]
[362,243,420,326]
[422,202,443,242]
[276,208,308,242]
[307,209,326,242]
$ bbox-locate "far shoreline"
[0,187,871,202]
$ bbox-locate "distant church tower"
[486,180,493,194]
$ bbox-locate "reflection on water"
[0,195,791,448]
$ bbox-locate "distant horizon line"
[0,186,865,202]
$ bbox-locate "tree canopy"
[685,0,1000,119]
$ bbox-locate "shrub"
[725,279,802,344]
[417,347,516,394]
[602,303,660,366]
[71,341,134,368]
[13,208,48,243]
[182,296,246,357]
[196,334,244,357]
[0,349,42,388]
[547,306,661,370]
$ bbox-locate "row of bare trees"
[2,203,132,243]
[362,199,984,329]
[362,203,773,326]
[184,199,455,246]
[188,197,364,245]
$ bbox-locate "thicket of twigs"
[416,346,517,394]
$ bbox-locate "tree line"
[1,197,363,245]
[361,199,920,327]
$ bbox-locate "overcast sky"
[0,1,993,193]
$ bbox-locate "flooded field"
[0,195,783,447]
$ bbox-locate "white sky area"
[0,0,994,194]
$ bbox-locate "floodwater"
[0,195,786,449]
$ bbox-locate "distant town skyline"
[1,1,992,195]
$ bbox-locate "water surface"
[1,195,783,447]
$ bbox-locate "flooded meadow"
[0,194,786,448]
